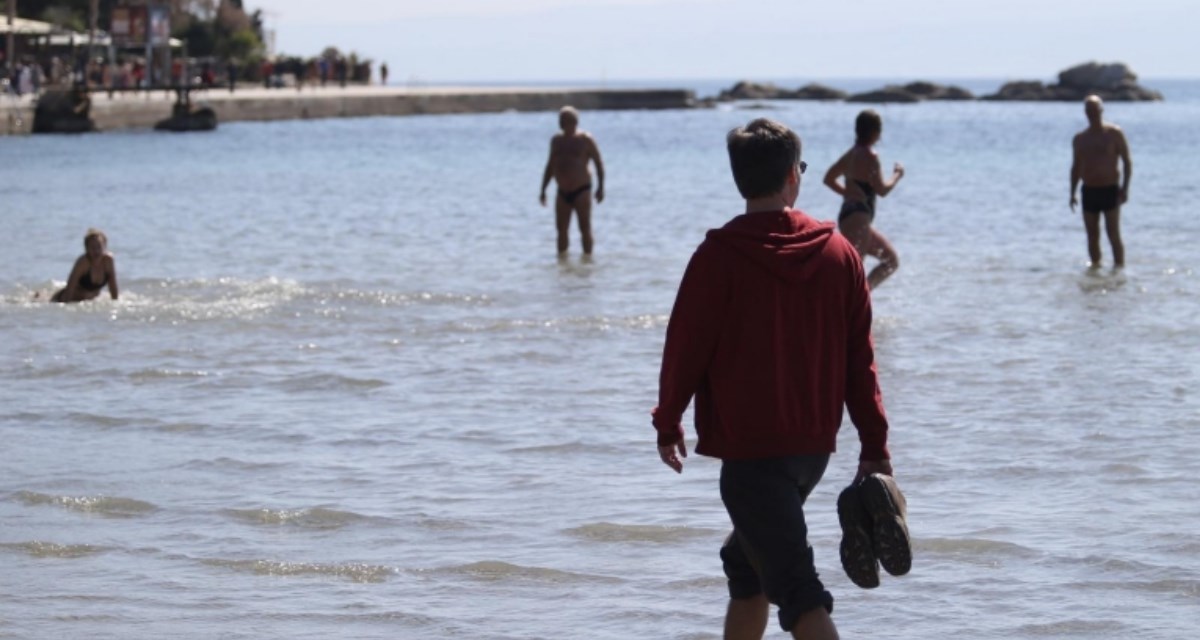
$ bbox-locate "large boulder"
[716,81,848,101]
[846,85,922,103]
[847,81,974,103]
[983,62,1163,101]
[1058,62,1136,90]
[794,83,849,100]
[717,81,791,101]
[902,81,975,100]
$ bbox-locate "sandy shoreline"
[1,84,696,135]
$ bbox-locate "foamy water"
[2,81,1199,639]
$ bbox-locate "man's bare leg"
[1104,208,1125,267]
[724,594,769,640]
[555,197,572,254]
[576,196,595,255]
[789,606,839,640]
[1082,211,1103,268]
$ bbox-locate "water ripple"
[13,491,158,518]
[222,506,378,530]
[0,541,111,558]
[202,558,395,583]
[564,522,717,544]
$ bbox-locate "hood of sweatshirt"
[705,208,835,283]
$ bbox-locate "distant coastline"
[699,62,1164,105]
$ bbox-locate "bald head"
[559,106,579,132]
[1084,95,1104,125]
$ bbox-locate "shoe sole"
[837,484,879,589]
[860,473,912,577]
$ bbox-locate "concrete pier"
[1,85,696,135]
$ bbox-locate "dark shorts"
[1081,184,1120,213]
[719,455,833,632]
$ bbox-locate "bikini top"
[79,270,108,291]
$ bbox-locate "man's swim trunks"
[1081,184,1120,213]
[558,183,592,205]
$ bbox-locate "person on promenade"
[51,229,119,303]
[823,109,904,289]
[380,62,389,86]
[652,118,894,639]
[539,106,605,255]
[227,60,238,93]
[1070,95,1132,269]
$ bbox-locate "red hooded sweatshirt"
[652,208,889,461]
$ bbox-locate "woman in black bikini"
[51,228,119,303]
[823,110,905,289]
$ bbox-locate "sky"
[250,0,1198,83]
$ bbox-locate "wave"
[274,373,389,393]
[1015,619,1129,635]
[202,558,394,583]
[222,506,376,530]
[918,536,1038,558]
[425,560,623,585]
[564,522,717,544]
[12,491,158,518]
[4,279,491,320]
[128,368,218,382]
[0,540,111,558]
[1075,578,1200,598]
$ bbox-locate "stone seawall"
[2,86,695,135]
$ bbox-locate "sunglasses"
[798,160,808,175]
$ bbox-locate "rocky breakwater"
[984,61,1163,101]
[847,81,975,103]
[716,81,849,101]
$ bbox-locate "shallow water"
[2,82,1198,639]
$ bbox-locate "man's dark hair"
[855,109,882,145]
[726,118,802,199]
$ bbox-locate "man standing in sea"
[1070,95,1133,268]
[651,118,900,639]
[539,106,605,256]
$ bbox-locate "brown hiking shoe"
[860,473,912,577]
[837,482,879,589]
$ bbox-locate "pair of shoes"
[837,482,879,589]
[860,473,912,578]
[837,473,912,589]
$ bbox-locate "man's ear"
[786,164,800,185]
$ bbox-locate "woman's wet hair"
[84,228,107,249]
[727,118,802,199]
[855,110,883,145]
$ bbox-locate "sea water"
[1,80,1198,639]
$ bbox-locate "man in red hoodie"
[652,118,893,640]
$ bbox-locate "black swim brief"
[558,183,592,205]
[1081,184,1120,213]
[720,455,834,632]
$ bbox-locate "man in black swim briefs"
[1070,95,1133,268]
[539,106,606,255]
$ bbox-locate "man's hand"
[595,186,605,204]
[1120,188,1128,204]
[1070,194,1078,211]
[539,192,547,207]
[658,439,687,474]
[854,459,893,484]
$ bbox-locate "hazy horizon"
[252,0,1198,83]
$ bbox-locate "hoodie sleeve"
[652,242,728,446]
[844,252,891,461]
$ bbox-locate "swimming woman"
[823,109,904,289]
[51,228,119,303]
